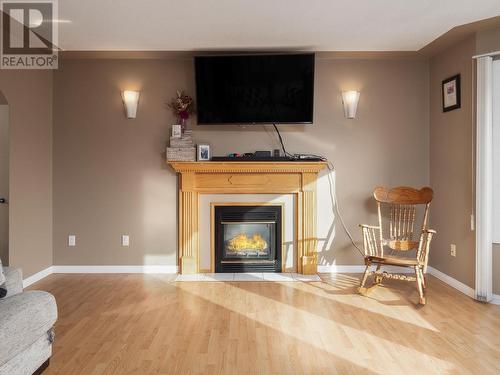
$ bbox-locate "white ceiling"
[58,0,500,51]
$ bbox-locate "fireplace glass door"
[222,222,274,260]
[215,205,282,272]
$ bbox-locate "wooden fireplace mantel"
[167,161,327,275]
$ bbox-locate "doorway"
[476,55,500,301]
[0,96,9,266]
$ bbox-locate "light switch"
[68,235,76,247]
[122,235,130,247]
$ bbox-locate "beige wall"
[53,57,429,267]
[0,70,53,278]
[476,25,500,56]
[429,36,476,288]
[0,105,8,265]
[494,244,500,294]
[53,59,188,266]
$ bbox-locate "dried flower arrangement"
[167,90,195,121]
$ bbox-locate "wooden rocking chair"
[358,186,436,305]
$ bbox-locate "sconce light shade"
[341,90,360,119]
[122,90,140,119]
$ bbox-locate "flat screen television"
[195,53,315,124]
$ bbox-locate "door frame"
[474,55,494,301]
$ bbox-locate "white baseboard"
[317,264,413,274]
[426,266,475,298]
[52,265,178,274]
[491,294,500,305]
[23,265,178,287]
[23,266,54,288]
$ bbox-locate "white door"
[0,105,9,265]
[492,60,500,243]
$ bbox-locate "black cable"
[273,124,292,157]
[272,124,328,161]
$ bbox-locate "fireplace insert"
[214,205,282,272]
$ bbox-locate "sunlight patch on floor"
[289,275,439,332]
[175,282,454,373]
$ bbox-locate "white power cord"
[326,162,365,257]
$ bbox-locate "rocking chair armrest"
[419,229,436,245]
[359,224,380,230]
[359,225,382,256]
[418,229,436,266]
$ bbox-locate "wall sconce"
[341,90,360,119]
[122,90,140,119]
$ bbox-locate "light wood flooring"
[29,273,500,374]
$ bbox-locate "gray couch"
[0,268,57,375]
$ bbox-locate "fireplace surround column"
[298,172,319,274]
[178,172,199,274]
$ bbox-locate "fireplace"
[214,205,282,273]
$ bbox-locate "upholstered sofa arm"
[0,291,57,368]
[2,267,23,297]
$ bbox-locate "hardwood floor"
[29,273,500,374]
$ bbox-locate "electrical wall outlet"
[68,235,76,247]
[450,244,457,257]
[121,235,130,247]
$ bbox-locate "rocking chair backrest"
[373,187,433,253]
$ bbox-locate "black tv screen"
[195,53,315,124]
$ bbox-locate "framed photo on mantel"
[197,144,211,161]
[442,74,461,112]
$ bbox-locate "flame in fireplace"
[226,233,268,252]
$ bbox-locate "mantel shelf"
[167,161,328,174]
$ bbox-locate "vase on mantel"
[179,117,187,134]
